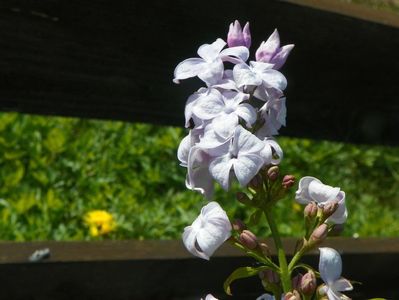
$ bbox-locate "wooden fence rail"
[0,238,398,299]
[0,0,398,144]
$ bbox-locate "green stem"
[264,208,292,293]
[288,245,307,272]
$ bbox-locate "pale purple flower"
[233,61,287,101]
[295,177,348,224]
[255,29,294,70]
[256,97,287,137]
[257,294,283,300]
[186,146,215,199]
[174,39,249,86]
[182,202,231,260]
[319,247,353,300]
[209,125,265,190]
[177,128,203,167]
[192,89,256,140]
[227,20,251,48]
[260,138,283,165]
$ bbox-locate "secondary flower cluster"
[175,21,293,198]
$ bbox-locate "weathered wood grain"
[0,0,398,144]
[0,239,398,299]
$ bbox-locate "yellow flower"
[84,210,116,237]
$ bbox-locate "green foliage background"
[0,112,398,241]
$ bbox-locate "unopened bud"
[310,223,328,245]
[292,273,303,290]
[304,202,318,219]
[236,192,251,205]
[259,242,271,257]
[239,230,258,249]
[284,290,301,300]
[300,270,316,295]
[267,166,279,181]
[322,201,339,219]
[282,175,295,189]
[248,174,263,190]
[232,219,247,232]
[263,269,279,284]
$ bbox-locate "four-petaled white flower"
[295,176,348,224]
[256,97,287,137]
[209,125,266,190]
[255,29,294,70]
[174,39,249,86]
[233,61,287,101]
[319,247,353,300]
[182,201,232,260]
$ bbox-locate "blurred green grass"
[0,112,398,241]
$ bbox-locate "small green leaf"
[224,266,269,296]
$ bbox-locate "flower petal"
[220,46,249,64]
[212,113,238,140]
[235,103,257,127]
[197,38,226,61]
[173,58,206,83]
[308,180,341,204]
[319,247,342,285]
[209,155,234,190]
[233,63,263,88]
[233,125,265,155]
[327,192,348,224]
[187,147,214,199]
[295,176,319,204]
[177,134,191,167]
[259,69,287,91]
[271,44,295,70]
[193,89,224,120]
[198,59,224,86]
[233,154,264,186]
[332,277,353,292]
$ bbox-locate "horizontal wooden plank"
[0,239,398,299]
[0,0,398,144]
[1,238,399,263]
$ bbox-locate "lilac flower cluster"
[174,21,293,199]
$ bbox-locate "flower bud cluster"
[175,20,293,198]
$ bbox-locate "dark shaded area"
[0,253,397,299]
[0,0,398,145]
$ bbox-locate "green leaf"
[223,266,269,296]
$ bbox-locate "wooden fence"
[0,0,399,299]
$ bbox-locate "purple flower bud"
[239,229,258,249]
[300,270,316,295]
[304,202,318,219]
[267,165,279,181]
[232,219,247,232]
[282,175,295,189]
[310,223,328,245]
[284,290,301,300]
[227,20,251,48]
[322,200,339,219]
[259,242,271,257]
[292,273,303,290]
[236,192,251,205]
[255,29,294,70]
[248,174,263,190]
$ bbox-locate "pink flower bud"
[284,290,301,300]
[259,242,271,257]
[261,269,280,284]
[267,165,279,181]
[310,223,328,245]
[292,273,303,290]
[322,201,339,219]
[282,175,295,189]
[232,219,247,232]
[248,174,263,190]
[239,229,258,249]
[304,202,318,219]
[300,270,316,295]
[227,20,251,48]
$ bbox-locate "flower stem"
[264,208,292,293]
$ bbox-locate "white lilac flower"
[256,97,287,137]
[227,20,251,48]
[233,61,287,101]
[173,39,249,86]
[295,177,348,224]
[260,138,283,165]
[182,202,231,260]
[319,247,353,300]
[192,89,256,140]
[255,29,294,70]
[209,125,265,190]
[177,128,203,167]
[186,146,215,199]
[256,294,281,300]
